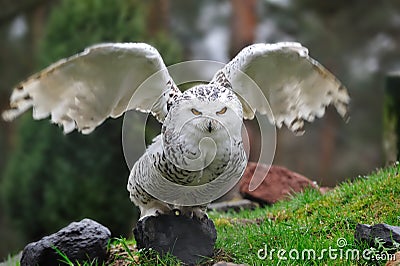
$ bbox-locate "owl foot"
[169,207,208,221]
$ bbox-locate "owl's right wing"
[2,43,180,134]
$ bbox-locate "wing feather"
[213,42,350,134]
[2,43,179,134]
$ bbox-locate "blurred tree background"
[0,0,399,260]
[0,0,183,258]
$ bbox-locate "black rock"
[20,218,111,266]
[355,224,372,243]
[134,214,217,265]
[355,223,400,248]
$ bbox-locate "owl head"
[162,84,244,139]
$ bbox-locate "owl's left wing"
[2,43,180,134]
[212,42,350,134]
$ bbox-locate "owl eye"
[216,107,227,115]
[191,108,202,116]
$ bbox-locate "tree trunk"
[146,0,170,36]
[318,109,335,178]
[229,0,258,161]
[229,0,257,58]
[383,72,400,163]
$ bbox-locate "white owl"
[2,42,349,220]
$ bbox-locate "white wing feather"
[2,43,178,134]
[214,42,350,134]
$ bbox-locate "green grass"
[210,163,400,265]
[3,164,400,265]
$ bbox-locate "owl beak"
[208,121,212,133]
[204,118,218,133]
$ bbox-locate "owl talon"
[199,213,208,221]
[192,208,208,221]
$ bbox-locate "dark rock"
[239,163,319,205]
[355,223,400,248]
[20,218,111,266]
[134,214,217,265]
[208,199,259,213]
[355,224,372,244]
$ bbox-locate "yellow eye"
[216,107,227,115]
[191,108,202,115]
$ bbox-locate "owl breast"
[160,125,247,186]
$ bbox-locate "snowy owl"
[2,42,349,220]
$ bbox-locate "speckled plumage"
[2,42,350,219]
[128,82,247,218]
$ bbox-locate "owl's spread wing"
[213,42,350,134]
[2,43,179,134]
